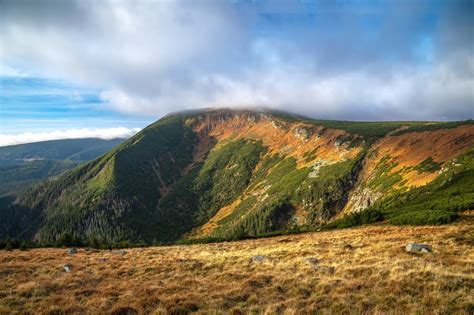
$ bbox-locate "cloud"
[1,0,473,121]
[0,127,141,147]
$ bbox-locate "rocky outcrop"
[294,126,313,140]
[344,188,383,213]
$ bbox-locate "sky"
[0,0,473,146]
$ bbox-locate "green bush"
[389,210,459,225]
[413,157,441,173]
[322,209,384,230]
[391,120,473,136]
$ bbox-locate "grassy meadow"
[0,212,473,315]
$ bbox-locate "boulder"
[63,263,73,273]
[405,243,432,253]
[250,255,270,263]
[65,248,78,255]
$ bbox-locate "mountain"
[0,109,473,244]
[0,138,125,167]
[0,138,125,195]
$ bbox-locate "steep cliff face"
[0,109,473,243]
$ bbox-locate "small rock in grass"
[405,243,432,253]
[251,255,270,263]
[99,257,108,262]
[65,248,78,255]
[63,263,73,273]
[113,250,127,256]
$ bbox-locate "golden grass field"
[1,213,473,315]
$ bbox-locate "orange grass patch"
[1,213,473,314]
[189,113,361,166]
[370,124,474,188]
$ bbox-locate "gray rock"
[251,255,271,263]
[294,126,312,140]
[63,263,73,273]
[113,250,127,255]
[65,248,78,255]
[405,243,432,253]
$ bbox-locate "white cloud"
[0,127,141,147]
[1,0,472,121]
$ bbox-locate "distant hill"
[0,138,125,167]
[0,109,472,244]
[0,138,125,195]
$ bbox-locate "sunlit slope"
[0,138,125,195]
[0,109,472,243]
[0,214,472,314]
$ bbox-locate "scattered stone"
[63,263,73,273]
[65,248,78,255]
[250,255,271,263]
[405,243,432,253]
[113,250,127,256]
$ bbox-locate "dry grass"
[1,214,473,315]
[366,124,474,188]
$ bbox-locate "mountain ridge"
[1,108,473,244]
[0,138,126,196]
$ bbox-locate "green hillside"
[0,109,472,246]
[0,159,80,196]
[0,138,125,195]
[0,138,124,167]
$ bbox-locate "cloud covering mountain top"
[1,0,473,122]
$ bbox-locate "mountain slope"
[0,138,125,195]
[0,138,125,166]
[0,159,80,196]
[0,109,473,244]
